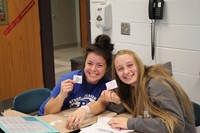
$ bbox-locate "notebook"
[0,116,59,133]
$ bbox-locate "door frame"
[38,0,90,89]
[80,0,91,48]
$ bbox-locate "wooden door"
[0,0,44,100]
[80,0,91,48]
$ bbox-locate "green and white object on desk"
[0,116,59,133]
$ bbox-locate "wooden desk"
[2,108,117,133]
[39,109,117,133]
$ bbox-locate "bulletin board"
[0,0,9,25]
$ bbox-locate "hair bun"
[95,34,114,52]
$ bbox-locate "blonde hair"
[112,50,194,133]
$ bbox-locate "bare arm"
[66,90,120,130]
[83,89,121,115]
[44,79,75,115]
[44,95,65,114]
[66,95,109,130]
[87,96,109,115]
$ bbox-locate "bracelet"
[81,105,90,114]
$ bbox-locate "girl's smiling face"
[84,52,107,84]
[114,53,138,85]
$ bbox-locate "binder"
[0,116,59,133]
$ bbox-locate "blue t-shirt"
[38,69,111,116]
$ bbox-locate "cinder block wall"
[90,0,200,104]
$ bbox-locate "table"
[2,108,118,133]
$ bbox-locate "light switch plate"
[121,22,130,35]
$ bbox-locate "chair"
[12,88,51,115]
[193,102,200,127]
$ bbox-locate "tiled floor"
[54,46,85,83]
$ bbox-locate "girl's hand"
[66,108,87,130]
[101,90,121,104]
[59,79,75,99]
[107,117,128,130]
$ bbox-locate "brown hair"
[112,50,194,133]
[84,34,114,71]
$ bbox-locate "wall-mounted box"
[95,3,112,30]
[92,0,106,3]
[0,0,9,25]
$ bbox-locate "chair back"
[193,102,200,127]
[13,88,51,114]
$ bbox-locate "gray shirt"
[108,79,196,133]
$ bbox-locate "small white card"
[106,80,118,90]
[49,119,62,126]
[96,116,134,133]
[73,75,82,84]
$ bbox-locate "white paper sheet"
[80,116,134,133]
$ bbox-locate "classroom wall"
[90,0,200,104]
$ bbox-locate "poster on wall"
[0,0,9,25]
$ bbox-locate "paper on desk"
[49,119,62,126]
[80,116,134,133]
